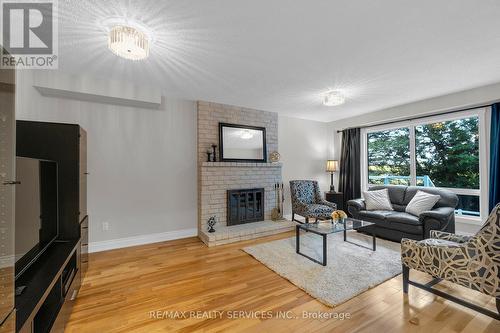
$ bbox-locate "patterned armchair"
[290,180,336,223]
[401,203,500,319]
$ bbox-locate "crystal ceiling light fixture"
[108,25,150,60]
[323,90,346,106]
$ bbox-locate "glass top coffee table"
[296,218,376,266]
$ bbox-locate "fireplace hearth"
[227,188,264,226]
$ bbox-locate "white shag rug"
[243,231,402,307]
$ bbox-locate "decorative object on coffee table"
[270,151,280,163]
[325,160,339,192]
[207,216,217,233]
[211,144,217,162]
[331,210,347,224]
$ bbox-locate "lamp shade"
[326,160,339,172]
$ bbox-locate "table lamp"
[326,160,339,192]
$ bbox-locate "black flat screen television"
[15,157,59,279]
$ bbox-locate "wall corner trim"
[88,228,198,253]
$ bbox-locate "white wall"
[278,116,332,217]
[15,71,198,250]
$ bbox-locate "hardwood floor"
[66,232,500,333]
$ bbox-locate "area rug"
[243,231,402,307]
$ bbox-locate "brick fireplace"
[197,101,294,246]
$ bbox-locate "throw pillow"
[406,190,441,216]
[363,189,393,211]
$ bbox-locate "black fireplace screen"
[227,188,264,226]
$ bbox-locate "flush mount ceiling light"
[108,25,150,60]
[323,90,346,106]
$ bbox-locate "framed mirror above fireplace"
[219,123,267,162]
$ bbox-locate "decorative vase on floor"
[207,216,217,233]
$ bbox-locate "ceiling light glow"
[108,25,150,61]
[240,130,254,140]
[323,90,346,106]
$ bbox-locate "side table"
[325,191,344,211]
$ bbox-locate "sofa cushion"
[392,203,407,212]
[386,212,421,225]
[363,189,393,211]
[404,186,458,208]
[357,210,393,225]
[304,204,335,217]
[405,190,441,216]
[369,185,406,205]
[385,212,423,234]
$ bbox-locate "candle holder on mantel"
[206,150,212,162]
[211,144,217,162]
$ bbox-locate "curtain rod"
[336,103,492,133]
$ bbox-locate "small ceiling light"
[108,25,150,61]
[323,90,346,106]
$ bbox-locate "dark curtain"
[338,128,361,211]
[489,103,500,212]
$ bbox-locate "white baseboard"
[88,228,198,253]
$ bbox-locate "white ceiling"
[58,0,500,122]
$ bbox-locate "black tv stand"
[15,239,81,332]
[15,121,89,333]
[15,286,27,296]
